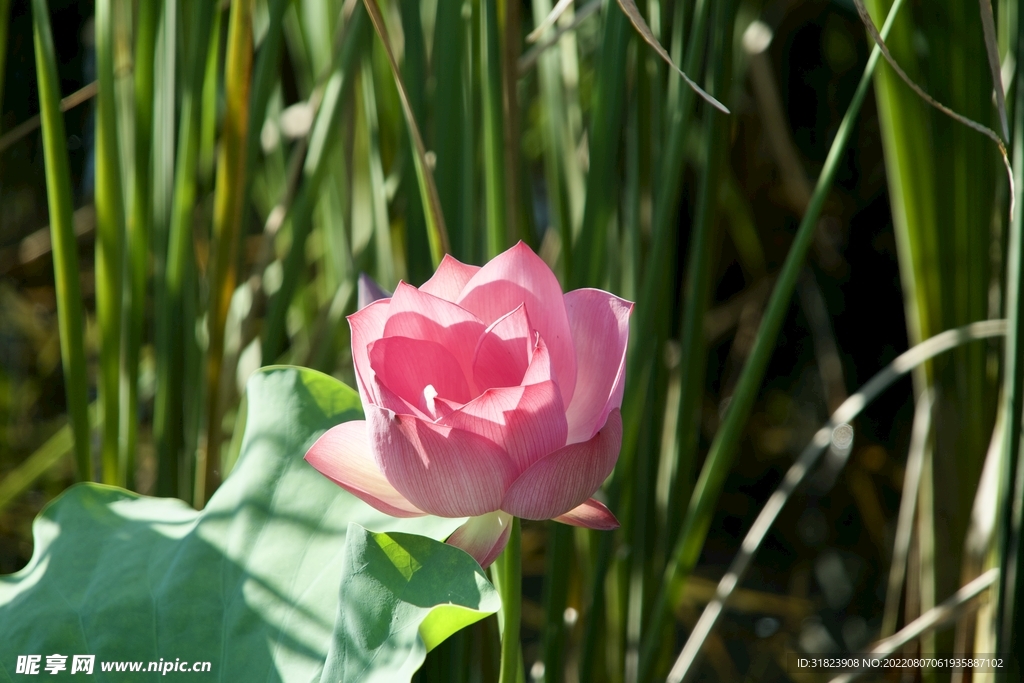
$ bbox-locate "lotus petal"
[457,242,577,406]
[382,283,486,395]
[304,420,425,518]
[472,304,533,390]
[445,510,513,568]
[553,498,619,530]
[369,336,472,408]
[348,299,391,406]
[563,290,632,444]
[500,410,622,520]
[439,381,567,474]
[419,254,481,302]
[368,405,517,517]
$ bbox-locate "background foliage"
[0,0,1021,680]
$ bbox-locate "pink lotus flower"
[305,243,632,567]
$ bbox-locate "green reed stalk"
[155,0,216,502]
[494,517,523,683]
[638,2,907,679]
[996,1,1024,676]
[480,0,506,258]
[95,0,127,486]
[261,5,369,363]
[571,4,629,290]
[123,0,159,491]
[30,0,93,482]
[202,0,253,505]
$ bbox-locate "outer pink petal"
[439,381,567,474]
[500,409,622,520]
[419,254,481,302]
[563,289,633,444]
[456,242,577,406]
[368,405,517,517]
[304,420,425,518]
[472,304,532,390]
[446,511,513,569]
[369,336,473,407]
[348,299,391,407]
[382,282,486,394]
[553,498,619,530]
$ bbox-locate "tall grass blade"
[977,0,1009,141]
[883,391,933,637]
[30,0,93,482]
[261,4,369,362]
[94,0,127,486]
[995,2,1024,675]
[638,1,908,677]
[571,2,628,290]
[431,0,469,262]
[398,0,430,284]
[852,0,1012,206]
[531,0,576,283]
[615,0,728,114]
[362,0,449,265]
[151,0,177,497]
[123,0,160,492]
[0,404,99,513]
[480,0,506,259]
[155,0,216,503]
[827,569,999,683]
[865,0,1002,656]
[360,56,394,288]
[201,0,254,505]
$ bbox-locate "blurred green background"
[0,0,1020,680]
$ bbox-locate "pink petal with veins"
[369,336,472,409]
[304,420,425,518]
[553,498,619,530]
[368,405,517,517]
[439,380,567,474]
[348,299,391,407]
[382,283,486,394]
[563,290,632,444]
[446,511,513,568]
[500,410,622,520]
[457,242,577,406]
[419,254,481,302]
[472,304,533,391]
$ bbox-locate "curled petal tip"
[553,498,619,530]
[446,511,513,568]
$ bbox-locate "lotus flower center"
[423,384,438,418]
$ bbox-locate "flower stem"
[496,517,522,683]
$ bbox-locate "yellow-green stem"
[495,517,522,683]
[95,0,126,485]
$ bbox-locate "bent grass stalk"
[668,321,1006,681]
